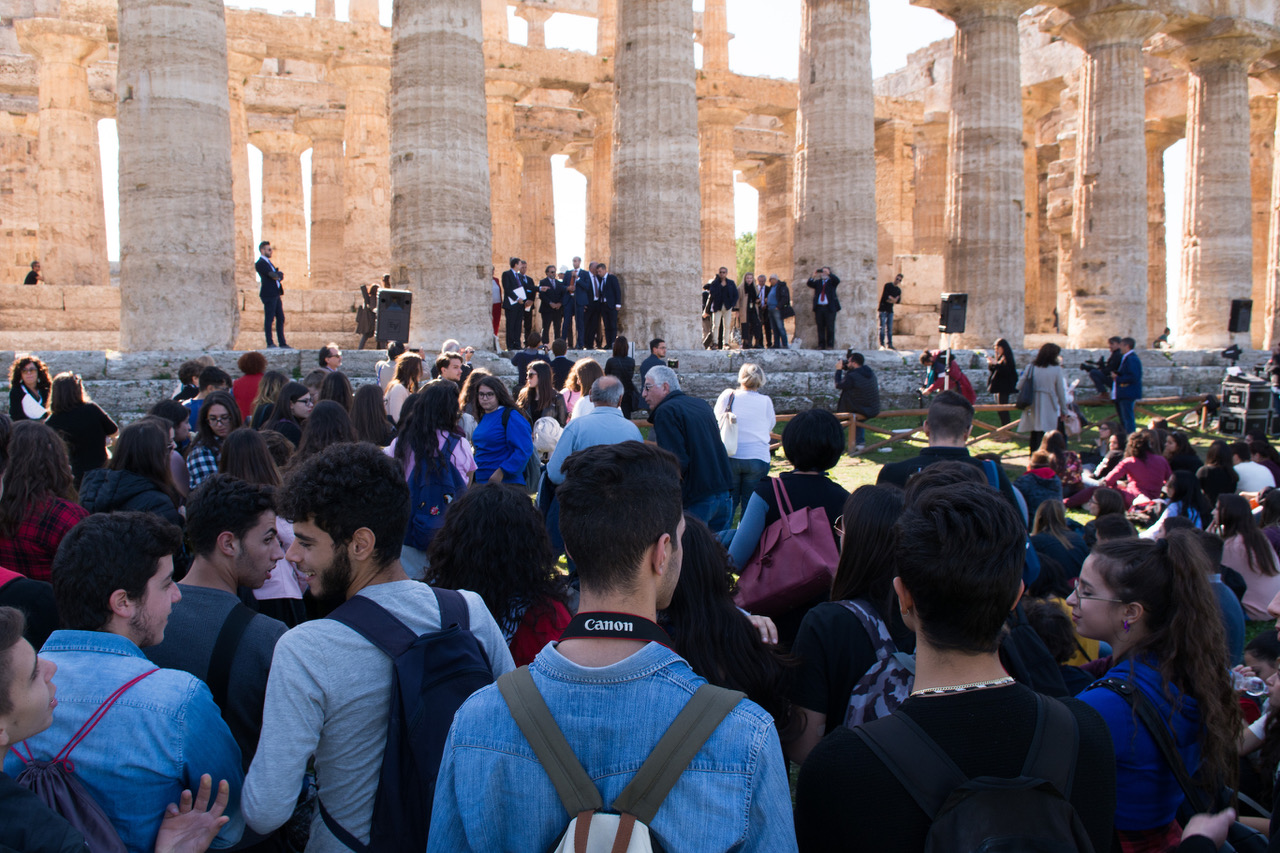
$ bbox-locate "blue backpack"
[320,589,494,853]
[403,433,465,551]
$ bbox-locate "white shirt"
[714,388,776,463]
[1235,460,1276,494]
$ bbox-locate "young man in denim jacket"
[3,512,245,852]
[428,442,798,852]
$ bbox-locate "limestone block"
[296,290,360,314]
[106,350,215,380]
[0,308,117,332]
[5,333,120,352]
[28,350,105,379]
[61,287,122,312]
[83,379,177,418]
[0,283,65,311]
[894,254,945,306]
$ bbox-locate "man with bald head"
[546,376,642,484]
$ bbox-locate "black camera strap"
[560,612,672,649]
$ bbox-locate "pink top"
[385,430,477,484]
[1103,454,1172,500]
[561,388,582,421]
[253,516,306,601]
[1222,534,1280,620]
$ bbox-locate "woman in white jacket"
[1017,343,1068,452]
[715,363,776,519]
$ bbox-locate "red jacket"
[232,373,263,420]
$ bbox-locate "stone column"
[761,148,795,278]
[486,77,530,274]
[349,0,379,25]
[15,18,109,288]
[1146,121,1182,347]
[1162,20,1275,348]
[597,0,617,57]
[519,138,557,269]
[1267,91,1280,350]
[914,0,1035,347]
[610,0,701,348]
[0,113,40,286]
[701,0,730,72]
[390,0,493,348]
[912,111,949,256]
[576,84,613,265]
[330,60,392,291]
[794,0,876,350]
[520,8,553,49]
[227,40,264,297]
[699,102,746,280]
[251,125,311,288]
[1055,6,1164,348]
[296,108,346,292]
[1252,95,1276,349]
[117,0,236,349]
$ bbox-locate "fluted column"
[227,40,264,297]
[15,18,109,288]
[486,77,530,273]
[1252,95,1276,349]
[914,0,1035,346]
[701,0,730,72]
[0,113,40,286]
[519,139,557,269]
[330,60,391,291]
[577,85,613,266]
[1161,20,1275,348]
[1267,91,1280,350]
[118,0,236,349]
[761,146,795,278]
[913,111,949,256]
[793,0,876,349]
[699,103,747,280]
[296,108,345,291]
[1055,6,1164,347]
[520,8,553,49]
[597,0,617,57]
[251,126,311,288]
[611,0,701,347]
[390,0,493,348]
[1146,121,1182,347]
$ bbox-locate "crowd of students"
[2,348,1279,852]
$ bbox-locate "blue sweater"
[472,407,533,484]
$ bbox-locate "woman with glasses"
[44,372,117,488]
[8,353,50,421]
[262,381,312,447]
[186,390,242,490]
[515,362,567,427]
[470,376,532,486]
[1068,533,1238,848]
[79,419,183,526]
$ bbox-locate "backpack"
[837,599,914,728]
[12,669,158,853]
[498,667,742,853]
[403,433,465,551]
[854,693,1096,853]
[319,589,494,853]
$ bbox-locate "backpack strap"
[432,586,471,632]
[326,595,418,659]
[207,603,255,714]
[19,669,158,768]
[852,710,968,819]
[1019,695,1078,798]
[498,667,603,817]
[611,684,744,824]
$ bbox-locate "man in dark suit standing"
[595,262,622,349]
[256,240,288,348]
[501,257,531,350]
[806,266,841,350]
[1112,337,1142,434]
[562,256,592,348]
[538,265,566,343]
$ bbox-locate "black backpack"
[318,589,494,853]
[853,694,1095,853]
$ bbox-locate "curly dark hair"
[51,511,183,631]
[8,354,51,396]
[395,380,462,472]
[276,441,410,568]
[290,400,357,468]
[426,483,565,631]
[663,513,794,727]
[237,351,267,376]
[0,420,75,538]
[185,474,275,558]
[1125,429,1152,460]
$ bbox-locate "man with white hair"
[642,366,734,531]
[546,376,641,484]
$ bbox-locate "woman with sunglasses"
[515,361,567,427]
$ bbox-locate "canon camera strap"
[559,612,672,649]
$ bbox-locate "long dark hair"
[517,362,555,421]
[265,381,310,430]
[1091,487,1127,518]
[0,414,10,477]
[1216,494,1276,577]
[1166,431,1198,462]
[1032,499,1073,549]
[190,390,242,453]
[318,371,354,412]
[993,338,1014,366]
[475,375,518,412]
[395,381,463,471]
[290,400,357,468]
[1091,532,1239,796]
[426,483,566,632]
[0,421,75,537]
[1038,430,1069,477]
[218,428,281,487]
[1165,470,1211,525]
[458,367,492,419]
[663,514,794,728]
[350,384,393,446]
[1205,439,1232,469]
[829,486,905,620]
[109,420,180,508]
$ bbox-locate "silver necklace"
[910,676,1015,697]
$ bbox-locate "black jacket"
[256,256,283,300]
[0,773,85,852]
[79,468,183,527]
[538,277,566,314]
[704,278,738,312]
[649,390,734,504]
[835,365,881,417]
[806,274,841,310]
[877,446,1022,523]
[987,356,1019,395]
[562,268,592,306]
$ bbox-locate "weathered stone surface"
[227,41,264,298]
[330,58,391,292]
[250,122,310,287]
[295,108,346,292]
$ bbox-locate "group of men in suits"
[501,255,622,351]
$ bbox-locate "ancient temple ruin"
[0,0,1278,354]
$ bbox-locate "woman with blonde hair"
[714,362,776,518]
[384,352,424,424]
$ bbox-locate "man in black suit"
[256,240,288,349]
[806,266,841,350]
[562,256,592,348]
[538,264,566,343]
[593,262,623,349]
[501,257,532,350]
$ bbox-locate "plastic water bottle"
[1231,670,1267,697]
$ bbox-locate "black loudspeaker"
[377,289,412,343]
[939,293,968,334]
[1229,299,1253,334]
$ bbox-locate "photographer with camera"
[1083,336,1123,397]
[835,351,880,451]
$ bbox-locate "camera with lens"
[667,358,679,370]
[1078,357,1106,373]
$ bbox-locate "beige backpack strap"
[498,668,603,818]
[611,685,745,825]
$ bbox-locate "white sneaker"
[855,444,866,452]
[878,447,893,453]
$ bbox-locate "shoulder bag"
[717,391,738,456]
[1015,366,1035,410]
[734,476,838,617]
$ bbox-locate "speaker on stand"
[376,289,413,344]
[1229,299,1252,335]
[938,293,967,392]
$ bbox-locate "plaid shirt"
[0,497,88,582]
[186,444,220,490]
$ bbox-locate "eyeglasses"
[526,372,538,377]
[294,397,313,406]
[477,390,496,399]
[1069,577,1125,604]
[207,414,232,425]
[834,516,845,537]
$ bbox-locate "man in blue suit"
[562,256,592,348]
[1112,336,1142,433]
[256,240,288,348]
[594,262,623,349]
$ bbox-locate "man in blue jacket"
[1112,337,1142,434]
[562,257,592,348]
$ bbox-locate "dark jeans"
[571,300,588,347]
[814,304,837,349]
[1088,369,1110,396]
[262,295,286,347]
[762,309,774,348]
[1029,430,1044,453]
[585,302,604,348]
[995,392,1011,426]
[728,458,770,519]
[878,310,894,347]
[504,303,524,349]
[1115,398,1136,433]
[768,308,788,348]
[686,491,733,534]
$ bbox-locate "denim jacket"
[3,631,244,852]
[428,642,798,852]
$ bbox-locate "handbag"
[1015,366,1035,410]
[734,476,838,617]
[718,391,738,456]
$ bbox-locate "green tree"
[736,232,756,281]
